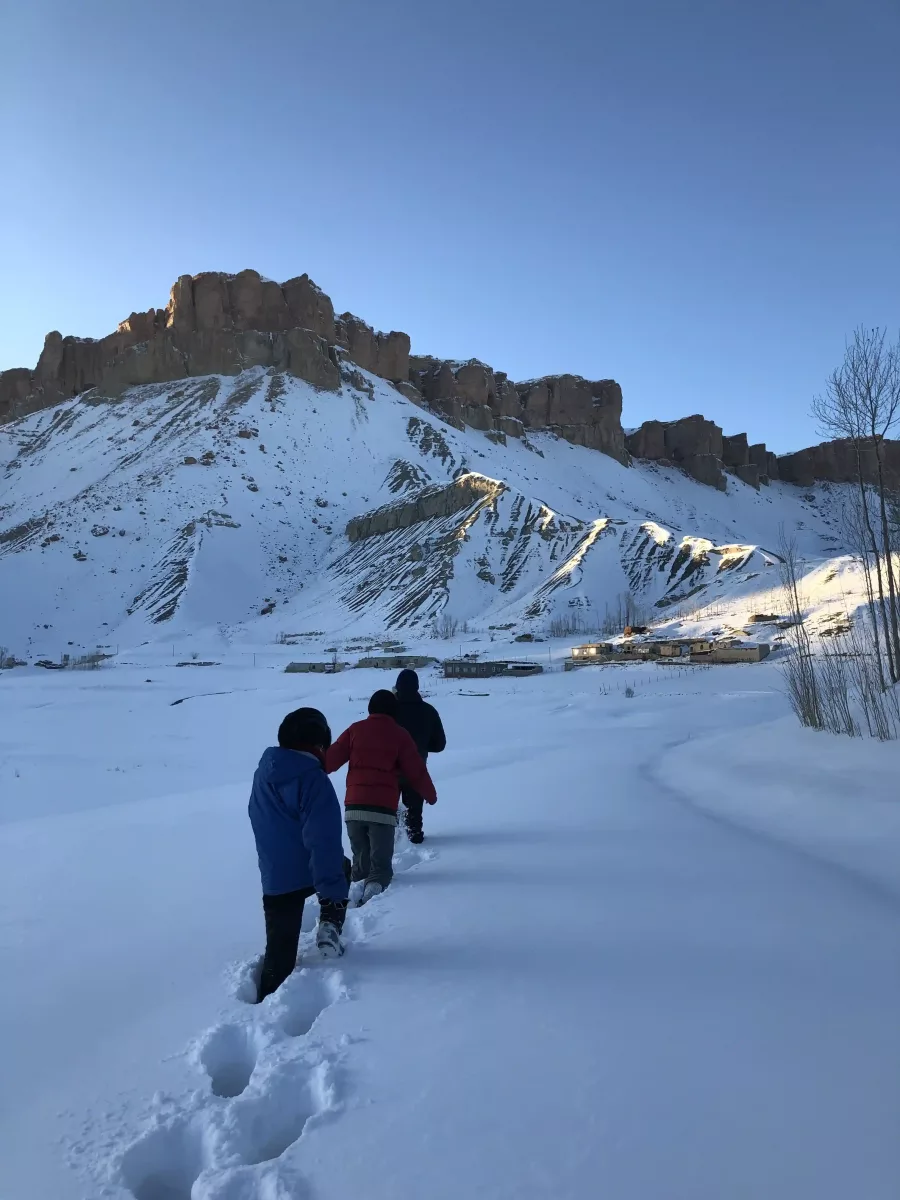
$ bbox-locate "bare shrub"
[778,528,824,730]
[843,623,900,741]
[549,612,585,638]
[69,651,109,670]
[813,327,900,679]
[436,613,459,640]
[600,593,650,637]
[779,523,898,739]
[816,642,859,737]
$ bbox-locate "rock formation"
[625,415,724,490]
[4,268,899,489]
[776,439,900,489]
[346,473,505,542]
[408,358,627,463]
[623,414,787,491]
[0,270,408,425]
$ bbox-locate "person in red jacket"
[326,689,437,905]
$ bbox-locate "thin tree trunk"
[872,436,900,675]
[853,444,895,681]
[849,494,886,690]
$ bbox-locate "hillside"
[0,360,860,660]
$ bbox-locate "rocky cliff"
[624,415,781,491]
[0,270,409,425]
[3,269,898,490]
[407,358,627,463]
[777,438,900,489]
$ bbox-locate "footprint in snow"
[118,1113,208,1200]
[197,1022,265,1098]
[114,832,436,1198]
[268,968,346,1038]
[229,1056,337,1166]
[118,1056,337,1199]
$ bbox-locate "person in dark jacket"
[393,668,446,843]
[326,690,436,904]
[249,707,349,1002]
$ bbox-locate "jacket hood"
[395,668,420,699]
[257,746,322,785]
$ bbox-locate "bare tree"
[844,622,900,741]
[436,613,459,640]
[813,327,900,679]
[778,527,823,729]
[817,641,859,738]
[843,493,887,689]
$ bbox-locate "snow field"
[2,660,900,1199]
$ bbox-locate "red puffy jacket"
[326,714,437,818]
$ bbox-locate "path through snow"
[1,664,898,1198]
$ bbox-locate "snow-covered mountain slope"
[0,366,860,657]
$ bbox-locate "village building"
[695,643,771,663]
[443,659,544,679]
[284,661,347,674]
[567,637,770,668]
[570,643,615,661]
[355,654,437,670]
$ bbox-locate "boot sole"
[318,941,344,958]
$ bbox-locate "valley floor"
[1,660,899,1199]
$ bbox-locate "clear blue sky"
[2,0,898,452]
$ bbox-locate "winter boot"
[408,830,425,845]
[316,920,344,958]
[360,881,384,906]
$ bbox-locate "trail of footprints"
[115,837,433,1200]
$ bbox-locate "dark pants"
[258,887,314,1002]
[346,820,395,889]
[401,786,425,838]
[258,887,349,1002]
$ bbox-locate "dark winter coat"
[394,671,446,800]
[326,713,437,821]
[394,678,446,761]
[249,747,350,901]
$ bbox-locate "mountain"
[0,348,861,659]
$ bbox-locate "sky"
[1,0,898,454]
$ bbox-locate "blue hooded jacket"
[249,747,349,900]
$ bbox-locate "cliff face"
[3,269,898,489]
[407,358,627,463]
[0,270,409,424]
[625,415,780,491]
[777,438,900,489]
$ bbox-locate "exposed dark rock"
[681,454,727,491]
[777,439,900,488]
[733,463,760,489]
[722,433,749,468]
[516,375,627,464]
[346,474,504,542]
[625,420,666,460]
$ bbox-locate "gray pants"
[346,820,395,889]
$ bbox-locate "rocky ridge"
[2,268,898,489]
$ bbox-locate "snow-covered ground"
[2,657,899,1199]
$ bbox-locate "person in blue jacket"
[249,707,350,1002]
